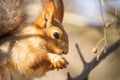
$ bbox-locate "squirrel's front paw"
[48,53,68,70]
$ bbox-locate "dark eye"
[53,32,60,39]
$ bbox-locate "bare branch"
[99,0,105,24]
[67,39,120,80]
[99,0,107,52]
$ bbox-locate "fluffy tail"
[0,0,26,36]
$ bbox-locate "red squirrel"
[0,0,68,79]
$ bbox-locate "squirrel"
[0,0,68,80]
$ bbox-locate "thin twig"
[75,43,86,65]
[99,0,105,23]
[114,0,118,16]
[99,0,107,52]
[94,37,104,49]
[113,0,119,35]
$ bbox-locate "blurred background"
[34,0,120,80]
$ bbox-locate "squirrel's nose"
[62,50,68,54]
[62,51,65,54]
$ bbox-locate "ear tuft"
[34,2,55,28]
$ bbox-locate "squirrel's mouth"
[53,49,68,55]
[47,48,68,55]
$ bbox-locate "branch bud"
[92,48,97,54]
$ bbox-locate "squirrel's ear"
[53,0,64,23]
[44,2,54,28]
[41,0,64,23]
[34,2,54,28]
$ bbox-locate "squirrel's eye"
[53,32,60,39]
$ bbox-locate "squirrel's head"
[44,20,68,55]
[35,1,68,55]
